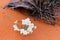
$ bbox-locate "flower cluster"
[13,18,36,35]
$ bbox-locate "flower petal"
[13,24,19,31]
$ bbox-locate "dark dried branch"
[4,0,60,25]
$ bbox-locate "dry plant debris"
[4,0,60,25]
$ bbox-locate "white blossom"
[20,29,30,35]
[13,24,19,31]
[19,29,25,34]
[22,30,28,35]
[22,18,31,25]
[13,18,37,35]
[25,18,30,21]
[28,23,34,28]
[27,27,33,32]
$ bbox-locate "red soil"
[0,0,60,40]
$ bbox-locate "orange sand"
[0,0,60,40]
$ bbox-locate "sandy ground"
[0,0,60,40]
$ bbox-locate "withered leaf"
[4,0,34,10]
[4,0,60,25]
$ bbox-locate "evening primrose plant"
[13,18,37,35]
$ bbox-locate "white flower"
[28,23,34,28]
[20,29,25,34]
[22,18,31,25]
[27,27,33,32]
[13,24,19,31]
[26,31,30,34]
[20,29,30,35]
[22,30,28,35]
[22,20,26,24]
[13,18,37,35]
[25,18,30,21]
